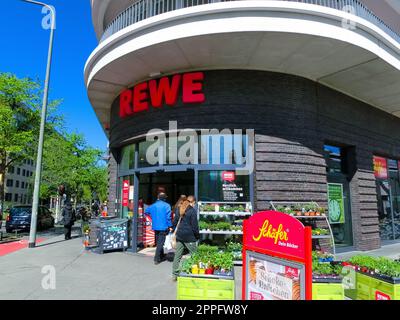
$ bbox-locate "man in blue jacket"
[145,192,172,264]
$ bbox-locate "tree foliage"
[41,132,108,204]
[0,73,108,210]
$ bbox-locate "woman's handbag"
[170,217,182,249]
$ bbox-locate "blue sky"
[1,0,108,150]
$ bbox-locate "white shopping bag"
[163,232,174,253]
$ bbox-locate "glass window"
[375,156,400,240]
[198,170,250,202]
[199,133,248,165]
[133,133,250,168]
[8,166,14,174]
[120,176,134,219]
[17,168,20,175]
[324,145,345,174]
[166,135,196,165]
[14,194,18,202]
[139,140,159,167]
[5,193,12,202]
[6,179,13,187]
[16,181,19,188]
[120,144,135,171]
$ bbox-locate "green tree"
[0,73,41,212]
[0,73,107,212]
[41,131,107,206]
[0,73,62,212]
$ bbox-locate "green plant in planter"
[181,256,195,274]
[226,241,242,252]
[198,244,219,254]
[276,205,285,213]
[199,221,208,230]
[202,204,215,212]
[220,252,234,271]
[293,204,302,212]
[212,222,231,231]
[312,261,342,276]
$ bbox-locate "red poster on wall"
[122,180,129,207]
[373,156,388,179]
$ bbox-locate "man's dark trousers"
[154,230,168,263]
[64,223,72,240]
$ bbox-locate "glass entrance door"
[324,145,353,247]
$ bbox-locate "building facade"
[4,159,34,206]
[85,0,400,251]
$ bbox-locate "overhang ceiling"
[85,2,400,136]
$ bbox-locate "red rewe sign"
[119,72,205,118]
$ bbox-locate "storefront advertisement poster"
[122,180,129,207]
[221,171,244,201]
[129,185,134,200]
[327,183,345,224]
[373,156,388,180]
[247,253,302,300]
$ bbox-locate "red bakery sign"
[244,211,306,259]
[119,72,205,118]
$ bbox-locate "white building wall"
[4,160,35,207]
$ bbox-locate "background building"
[4,159,34,206]
[85,0,400,251]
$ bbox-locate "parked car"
[5,205,55,233]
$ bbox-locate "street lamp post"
[23,0,56,248]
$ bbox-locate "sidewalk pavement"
[3,226,398,300]
[336,241,400,261]
[0,230,242,300]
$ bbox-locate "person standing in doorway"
[145,192,172,264]
[172,195,200,281]
[62,197,76,240]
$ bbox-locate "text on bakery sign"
[119,72,205,118]
[253,220,289,244]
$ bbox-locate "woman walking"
[171,195,199,281]
[172,195,187,222]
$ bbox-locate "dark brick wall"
[108,70,400,251]
[107,151,118,216]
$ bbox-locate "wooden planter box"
[355,272,400,300]
[312,281,345,300]
[177,273,235,300]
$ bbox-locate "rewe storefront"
[107,70,400,252]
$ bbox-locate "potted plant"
[276,205,285,213]
[205,258,215,274]
[345,255,400,300]
[293,204,302,216]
